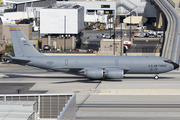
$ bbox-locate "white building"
[40,5,84,35]
[40,4,84,50]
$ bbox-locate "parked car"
[124,41,131,47]
[144,32,149,37]
[124,45,128,50]
[148,31,157,37]
[1,57,12,63]
[136,25,147,31]
[32,26,39,32]
[43,45,51,51]
[105,35,111,39]
[157,31,163,38]
[134,33,140,37]
[101,34,106,38]
[139,33,145,38]
[157,33,163,38]
[149,33,155,38]
[123,32,127,37]
[87,49,93,53]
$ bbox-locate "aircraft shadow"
[3,74,122,83]
[51,80,101,84]
[3,74,84,79]
[3,74,103,83]
[102,79,123,82]
[52,79,123,84]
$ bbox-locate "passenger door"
[115,59,119,66]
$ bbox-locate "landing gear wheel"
[154,75,159,80]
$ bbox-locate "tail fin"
[9,25,44,57]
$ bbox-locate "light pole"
[110,14,111,37]
[120,1,123,56]
[114,20,115,55]
[121,19,123,56]
[129,9,131,42]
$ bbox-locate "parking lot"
[127,39,161,53]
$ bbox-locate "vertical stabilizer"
[9,25,43,57]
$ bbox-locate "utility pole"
[64,16,66,52]
[110,14,111,37]
[38,27,41,49]
[120,0,123,56]
[112,9,117,56]
[114,18,115,55]
[121,19,123,56]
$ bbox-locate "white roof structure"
[0,101,36,120]
[0,101,36,105]
[4,0,41,4]
[0,16,11,24]
[123,16,148,24]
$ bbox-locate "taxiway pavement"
[0,62,180,120]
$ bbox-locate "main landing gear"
[154,75,159,80]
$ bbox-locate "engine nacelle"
[85,69,103,79]
[106,69,124,79]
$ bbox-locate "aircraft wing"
[51,66,129,74]
[51,67,84,73]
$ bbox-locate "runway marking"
[79,104,180,108]
[76,80,102,112]
[97,93,180,95]
[77,110,180,112]
[77,101,180,103]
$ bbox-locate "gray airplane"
[8,25,179,80]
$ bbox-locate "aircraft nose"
[173,62,179,69]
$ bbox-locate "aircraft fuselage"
[25,56,175,74]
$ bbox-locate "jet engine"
[106,69,124,79]
[85,69,103,79]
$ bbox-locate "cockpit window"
[164,60,173,63]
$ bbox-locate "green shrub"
[2,44,14,57]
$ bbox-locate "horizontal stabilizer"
[10,57,31,65]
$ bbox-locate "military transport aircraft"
[7,25,179,80]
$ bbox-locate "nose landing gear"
[154,75,159,80]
